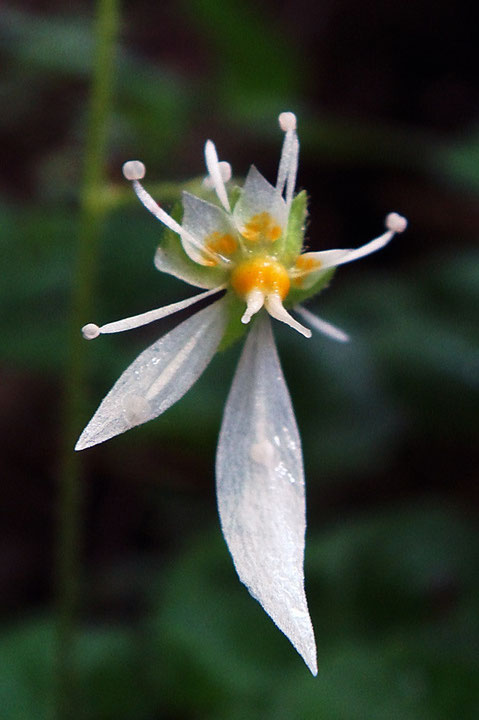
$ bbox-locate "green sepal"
[281,190,308,266]
[157,201,226,288]
[217,291,249,352]
[228,184,243,210]
[285,266,336,307]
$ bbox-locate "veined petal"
[233,166,288,242]
[75,298,227,451]
[181,192,238,266]
[216,314,317,675]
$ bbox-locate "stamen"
[241,290,265,324]
[276,111,299,208]
[122,161,222,265]
[264,294,312,338]
[285,134,299,209]
[326,213,409,268]
[295,306,350,343]
[204,140,231,213]
[81,286,225,338]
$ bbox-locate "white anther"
[218,161,232,183]
[278,112,297,132]
[386,212,407,234]
[203,161,232,189]
[82,323,100,340]
[241,290,265,324]
[122,160,146,181]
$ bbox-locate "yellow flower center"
[231,256,290,300]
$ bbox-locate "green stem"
[55,1,120,717]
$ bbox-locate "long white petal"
[76,298,227,450]
[216,314,317,674]
[295,306,350,343]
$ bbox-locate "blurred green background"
[1,0,478,718]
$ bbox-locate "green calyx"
[281,190,308,266]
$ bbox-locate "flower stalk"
[55,0,120,716]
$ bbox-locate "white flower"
[76,112,407,674]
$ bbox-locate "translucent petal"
[154,245,226,289]
[233,166,288,236]
[289,250,350,291]
[75,298,227,451]
[181,192,238,266]
[296,249,351,272]
[216,314,317,674]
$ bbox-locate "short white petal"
[297,249,352,270]
[181,192,237,265]
[216,314,317,674]
[76,298,227,450]
[233,166,288,234]
[154,246,225,289]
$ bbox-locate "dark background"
[1,1,478,718]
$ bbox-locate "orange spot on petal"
[241,212,282,244]
[295,255,321,273]
[203,231,238,264]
